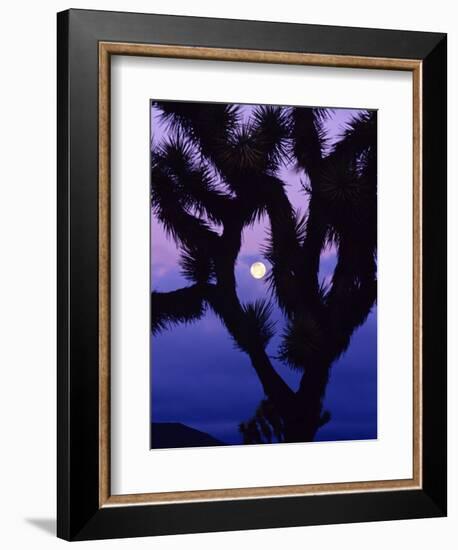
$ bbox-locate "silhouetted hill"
[151,422,223,449]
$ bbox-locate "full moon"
[250,261,267,280]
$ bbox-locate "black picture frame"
[57,8,447,541]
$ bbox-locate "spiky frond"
[291,107,328,183]
[326,237,377,306]
[250,105,291,171]
[179,246,214,284]
[154,133,234,224]
[278,313,327,370]
[312,111,377,253]
[259,399,285,441]
[241,299,276,349]
[151,286,207,334]
[313,107,334,121]
[262,180,313,313]
[317,155,375,238]
[239,398,285,444]
[322,234,377,361]
[220,122,266,176]
[263,208,307,299]
[298,194,328,300]
[151,148,220,250]
[239,419,263,444]
[241,201,267,228]
[153,100,241,178]
[330,110,377,163]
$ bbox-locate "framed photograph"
[57,9,447,541]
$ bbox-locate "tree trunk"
[282,361,332,443]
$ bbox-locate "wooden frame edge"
[105,478,421,507]
[100,42,420,70]
[99,42,111,507]
[98,41,423,508]
[412,62,423,488]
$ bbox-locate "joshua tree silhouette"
[151,101,377,444]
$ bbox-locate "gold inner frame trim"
[98,41,422,507]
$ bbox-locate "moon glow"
[250,261,267,279]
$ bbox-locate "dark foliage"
[151,286,206,335]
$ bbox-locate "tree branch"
[151,162,219,251]
[151,285,207,335]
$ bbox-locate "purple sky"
[150,102,377,445]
